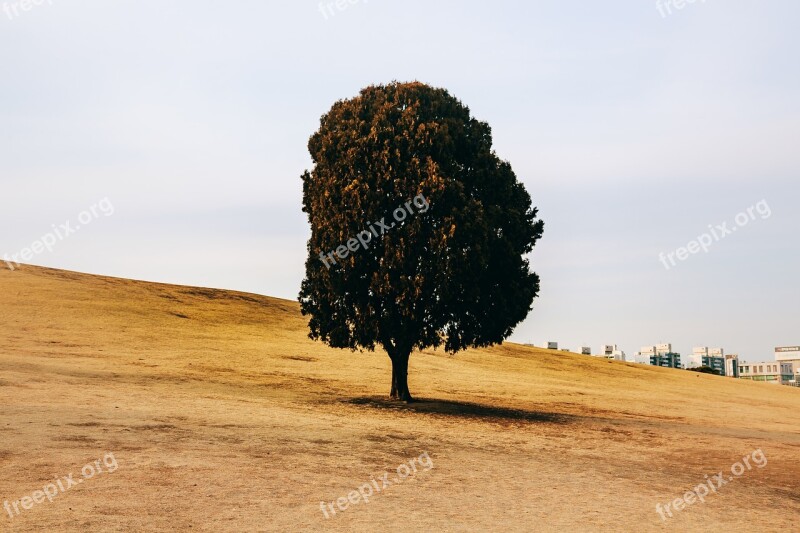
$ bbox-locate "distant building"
[725,354,740,378]
[643,343,680,368]
[689,347,736,376]
[775,346,800,378]
[547,342,558,350]
[775,360,800,386]
[775,346,800,362]
[650,352,681,369]
[788,362,800,387]
[598,344,625,361]
[688,347,708,369]
[775,346,800,387]
[738,361,795,385]
[692,347,723,374]
[581,347,592,355]
[656,343,672,355]
[642,344,672,355]
[701,354,726,376]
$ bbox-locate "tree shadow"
[346,397,572,425]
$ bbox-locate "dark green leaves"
[299,81,544,356]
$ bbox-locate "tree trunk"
[389,350,413,403]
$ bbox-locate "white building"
[640,343,680,368]
[598,344,625,361]
[773,347,800,385]
[641,344,672,357]
[688,347,708,369]
[789,361,800,387]
[775,346,800,362]
[739,361,795,385]
[688,347,725,370]
[634,347,654,364]
[725,354,740,378]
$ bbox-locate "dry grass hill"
[0,264,798,532]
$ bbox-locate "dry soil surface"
[1,264,798,532]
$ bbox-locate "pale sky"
[2,0,798,362]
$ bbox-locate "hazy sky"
[2,1,798,362]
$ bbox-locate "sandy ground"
[0,264,798,532]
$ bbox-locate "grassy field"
[0,264,798,532]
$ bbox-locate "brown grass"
[0,264,798,532]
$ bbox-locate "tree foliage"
[299,81,544,401]
[688,366,721,375]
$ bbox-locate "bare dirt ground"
[1,264,798,532]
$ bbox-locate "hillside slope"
[0,264,798,532]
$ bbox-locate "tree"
[688,366,721,375]
[299,81,544,402]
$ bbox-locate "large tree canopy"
[299,81,544,401]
